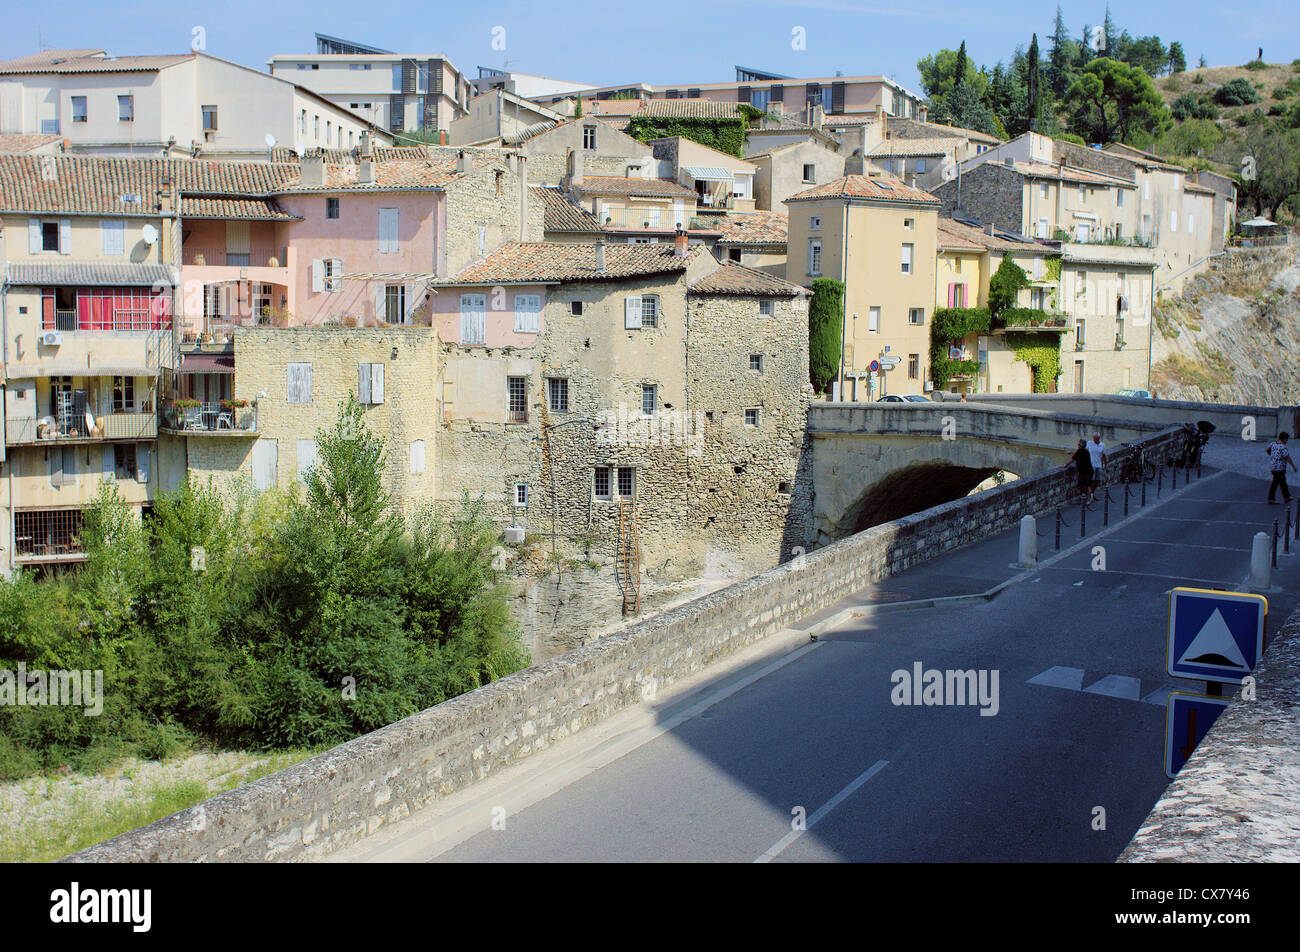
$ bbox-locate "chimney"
[439,130,447,145]
[673,227,688,257]
[457,150,469,174]
[301,151,325,188]
[566,147,584,187]
[359,130,374,159]
[919,103,928,124]
[810,103,824,131]
[845,149,866,176]
[359,158,375,185]
[518,154,529,240]
[595,240,606,273]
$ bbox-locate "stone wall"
[441,159,543,278]
[64,424,1186,863]
[933,163,1024,234]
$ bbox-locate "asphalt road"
[344,466,1300,862]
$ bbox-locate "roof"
[0,154,174,215]
[575,176,698,199]
[0,51,192,74]
[988,160,1135,188]
[682,166,734,182]
[441,242,695,285]
[688,262,803,296]
[638,99,746,121]
[786,173,940,205]
[6,260,178,287]
[887,118,1001,145]
[869,138,959,158]
[937,218,1050,255]
[0,134,62,154]
[179,196,300,221]
[532,186,604,234]
[713,210,788,246]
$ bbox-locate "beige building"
[709,211,788,277]
[448,89,563,147]
[749,140,844,212]
[0,48,389,160]
[785,168,940,400]
[649,136,757,215]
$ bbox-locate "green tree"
[574,97,583,118]
[1168,41,1187,75]
[808,278,845,395]
[988,254,1029,318]
[1047,5,1077,98]
[931,82,1002,136]
[1156,118,1224,158]
[1239,122,1300,217]
[917,46,988,100]
[1064,57,1172,143]
[1027,33,1041,131]
[1215,78,1261,106]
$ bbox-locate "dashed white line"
[754,759,890,863]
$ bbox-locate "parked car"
[877,394,932,403]
[1116,388,1152,399]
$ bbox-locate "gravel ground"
[1203,435,1290,484]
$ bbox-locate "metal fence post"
[1055,509,1061,551]
[1124,482,1130,517]
[1141,476,1147,508]
[1103,489,1110,526]
[1286,507,1292,555]
[1080,498,1087,538]
[1273,520,1280,569]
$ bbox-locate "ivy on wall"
[1005,331,1062,392]
[929,307,991,389]
[1001,308,1067,327]
[625,116,753,158]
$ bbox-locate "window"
[1188,214,1195,234]
[802,164,816,184]
[1030,287,1047,310]
[641,383,657,417]
[112,375,134,412]
[507,376,528,423]
[908,308,924,325]
[322,257,342,292]
[749,354,764,372]
[379,207,399,253]
[759,299,774,316]
[915,159,926,174]
[593,466,611,500]
[953,258,962,273]
[38,220,64,253]
[1078,184,1086,203]
[1035,217,1049,238]
[946,283,968,307]
[287,363,313,403]
[514,483,529,507]
[1116,189,1124,207]
[202,105,218,131]
[314,115,320,139]
[101,220,125,256]
[1115,316,1126,346]
[728,248,742,262]
[327,197,340,219]
[1074,223,1089,242]
[382,284,405,323]
[903,218,914,230]
[583,125,597,150]
[808,238,822,275]
[571,300,583,315]
[908,354,920,379]
[114,444,137,481]
[71,96,87,122]
[1074,319,1086,346]
[617,467,635,499]
[326,120,331,143]
[548,377,569,412]
[641,296,658,328]
[478,224,487,255]
[1040,183,1049,200]
[358,363,385,404]
[118,95,133,122]
[460,294,486,344]
[300,110,307,135]
[809,215,821,230]
[1170,210,1178,232]
[409,440,426,474]
[514,293,542,333]
[868,306,880,332]
[901,243,913,274]
[744,408,760,426]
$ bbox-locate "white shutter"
[379,208,398,253]
[625,295,643,329]
[311,259,324,293]
[375,284,387,322]
[102,220,124,256]
[136,447,151,484]
[28,219,40,254]
[58,219,71,254]
[370,363,384,404]
[460,294,485,344]
[287,363,313,403]
[50,447,63,486]
[409,440,426,474]
[514,294,540,332]
[358,363,371,404]
[252,440,278,490]
[296,439,317,483]
[330,258,344,292]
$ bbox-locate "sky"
[1,0,1296,95]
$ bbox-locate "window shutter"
[331,258,344,292]
[136,448,151,484]
[770,84,784,103]
[59,219,71,254]
[102,445,115,478]
[831,82,846,115]
[370,364,384,403]
[358,362,372,404]
[947,283,956,307]
[379,208,398,253]
[296,439,317,483]
[375,284,387,322]
[737,86,751,103]
[624,295,642,329]
[50,447,63,487]
[311,259,324,293]
[409,440,426,474]
[29,219,40,254]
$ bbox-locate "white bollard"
[1250,531,1271,589]
[1017,515,1038,568]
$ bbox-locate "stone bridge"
[807,402,1166,541]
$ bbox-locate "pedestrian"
[1085,432,1108,504]
[1266,431,1297,504]
[1070,438,1093,500]
[960,392,968,402]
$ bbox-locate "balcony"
[161,399,257,436]
[601,206,685,230]
[14,509,85,563]
[997,309,1070,331]
[183,246,288,268]
[6,411,157,446]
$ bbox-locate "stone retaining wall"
[65,425,1187,863]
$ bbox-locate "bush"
[1272,86,1291,100]
[1171,93,1218,120]
[807,278,845,395]
[1192,73,1204,84]
[1216,78,1261,106]
[1269,103,1286,116]
[1243,59,1268,71]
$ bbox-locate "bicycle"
[1118,446,1156,484]
[1173,420,1214,469]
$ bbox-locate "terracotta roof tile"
[937,218,1049,254]
[688,262,803,296]
[532,186,604,233]
[440,241,693,285]
[713,210,788,245]
[786,173,940,204]
[638,99,745,120]
[869,138,960,158]
[575,176,699,199]
[0,134,63,154]
[179,196,300,221]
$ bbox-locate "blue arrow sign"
[1166,587,1266,685]
[1164,692,1231,779]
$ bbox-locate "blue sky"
[2,0,1295,94]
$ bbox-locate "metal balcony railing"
[6,412,157,445]
[54,310,77,331]
[163,400,256,434]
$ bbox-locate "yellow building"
[785,167,939,399]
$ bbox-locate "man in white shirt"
[1085,433,1107,503]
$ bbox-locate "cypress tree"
[1027,33,1040,131]
[808,277,845,395]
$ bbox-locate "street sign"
[1164,692,1231,779]
[879,356,901,369]
[869,360,880,372]
[1166,587,1266,684]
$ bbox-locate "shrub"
[1272,86,1291,100]
[1216,78,1261,106]
[1192,73,1204,84]
[1243,59,1268,71]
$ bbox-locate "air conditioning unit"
[41,331,63,346]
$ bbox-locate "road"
[339,464,1300,862]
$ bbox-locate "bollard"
[1103,490,1110,526]
[1124,483,1130,517]
[1157,467,1163,498]
[1055,509,1062,551]
[1251,531,1272,589]
[1172,463,1178,490]
[1017,515,1037,568]
[1287,508,1292,555]
[1198,460,1202,480]
[1273,520,1280,569]
[1080,498,1087,538]
[1141,477,1147,508]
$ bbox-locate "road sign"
[869,360,880,372]
[1164,692,1231,779]
[1166,587,1266,684]
[879,356,901,370]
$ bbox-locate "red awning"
[180,353,235,374]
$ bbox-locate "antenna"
[265,133,277,149]
[141,224,158,246]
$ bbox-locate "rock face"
[1152,246,1300,406]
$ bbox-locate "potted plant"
[220,398,250,411]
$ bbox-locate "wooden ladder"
[618,497,641,615]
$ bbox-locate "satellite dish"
[265,133,277,149]
[141,224,158,246]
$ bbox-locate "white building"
[0,48,390,160]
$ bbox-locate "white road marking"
[1038,566,1230,586]
[754,759,889,863]
[1083,675,1143,700]
[1142,685,1179,706]
[1027,666,1085,690]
